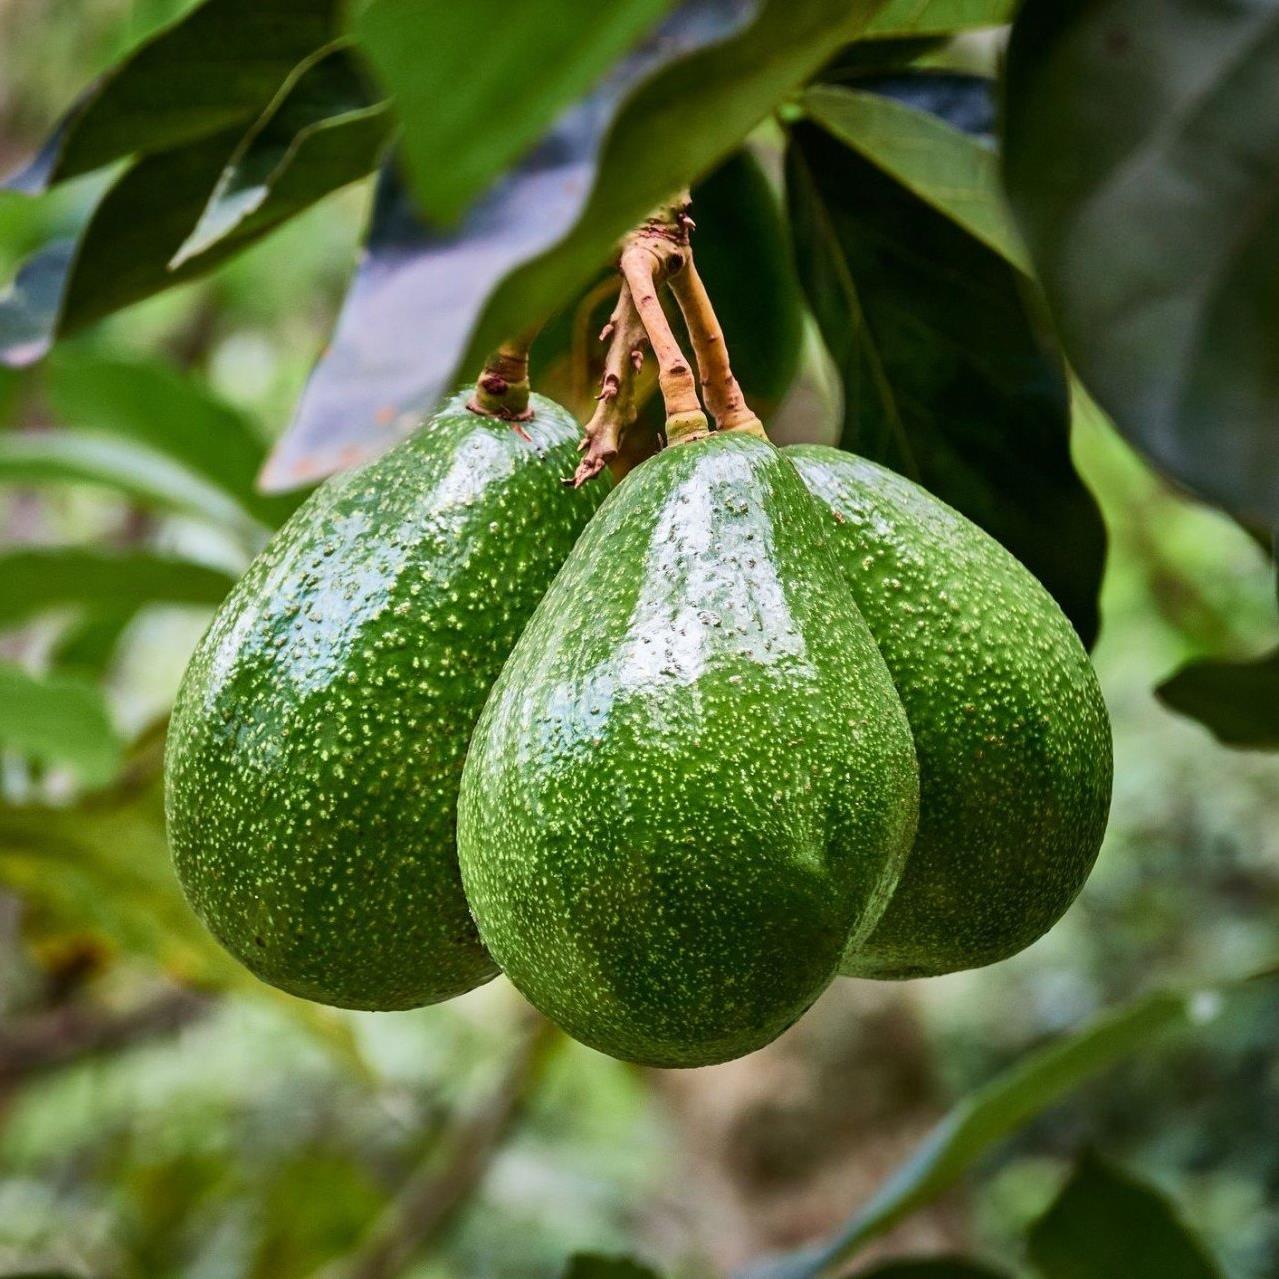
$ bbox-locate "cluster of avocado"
[166,392,1112,1068]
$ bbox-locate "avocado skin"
[458,433,919,1067]
[165,394,609,1010]
[786,446,1112,979]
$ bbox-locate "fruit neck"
[469,338,534,421]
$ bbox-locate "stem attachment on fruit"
[468,335,534,421]
[619,193,709,444]
[668,251,766,439]
[572,281,647,487]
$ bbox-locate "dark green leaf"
[45,349,299,526]
[0,547,236,629]
[562,1255,664,1279]
[0,661,122,786]
[865,0,1015,36]
[51,608,138,678]
[691,150,805,412]
[785,122,1104,645]
[1002,0,1279,529]
[265,0,884,489]
[848,1261,1013,1279]
[739,975,1279,1279]
[355,0,673,224]
[801,84,1021,267]
[174,44,391,266]
[1027,1151,1224,1279]
[1156,647,1279,751]
[4,0,341,192]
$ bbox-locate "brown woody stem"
[668,252,765,438]
[468,334,534,420]
[572,281,647,487]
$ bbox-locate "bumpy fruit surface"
[458,432,919,1067]
[787,446,1112,979]
[165,393,609,1010]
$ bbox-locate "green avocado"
[457,432,919,1067]
[786,446,1112,979]
[165,393,609,1010]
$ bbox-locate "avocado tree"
[0,1,1276,1277]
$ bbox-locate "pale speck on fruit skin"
[164,393,609,1011]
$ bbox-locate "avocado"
[457,432,919,1067]
[786,446,1112,978]
[165,393,609,1010]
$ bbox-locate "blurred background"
[1,3,1277,1277]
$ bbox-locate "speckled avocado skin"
[786,446,1112,979]
[458,433,919,1067]
[165,393,609,1010]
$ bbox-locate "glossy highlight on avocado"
[787,446,1112,979]
[458,432,919,1067]
[165,393,609,1010]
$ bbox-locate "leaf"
[173,44,392,266]
[45,349,300,526]
[0,661,122,786]
[1156,648,1279,751]
[801,84,1024,268]
[50,609,138,679]
[0,547,236,629]
[849,1261,1013,1279]
[264,0,886,490]
[354,0,674,225]
[865,0,1015,35]
[739,981,1236,1279]
[785,122,1105,645]
[562,1256,665,1279]
[1027,1151,1224,1279]
[691,149,805,411]
[0,431,261,532]
[1002,0,1279,529]
[3,0,341,192]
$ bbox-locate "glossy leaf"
[1002,0,1279,528]
[3,0,341,192]
[850,1261,1013,1279]
[801,84,1023,268]
[865,0,1015,35]
[45,349,299,526]
[785,122,1104,645]
[174,44,391,266]
[265,0,885,489]
[0,547,235,629]
[354,0,673,224]
[0,661,122,786]
[1027,1151,1224,1279]
[562,1256,664,1279]
[741,982,1232,1279]
[0,432,257,531]
[1156,648,1279,752]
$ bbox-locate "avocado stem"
[468,335,535,421]
[572,281,647,487]
[668,251,766,439]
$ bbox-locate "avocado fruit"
[165,393,609,1010]
[786,446,1112,979]
[457,431,919,1067]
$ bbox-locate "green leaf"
[0,547,235,630]
[50,608,138,678]
[691,149,805,412]
[0,431,261,531]
[562,1256,664,1279]
[741,981,1239,1279]
[1156,647,1279,751]
[1027,1151,1225,1279]
[1002,0,1279,529]
[850,1261,1013,1279]
[865,0,1015,35]
[0,661,122,786]
[354,0,673,224]
[45,349,299,526]
[801,84,1026,270]
[173,44,391,266]
[4,0,341,192]
[785,122,1104,645]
